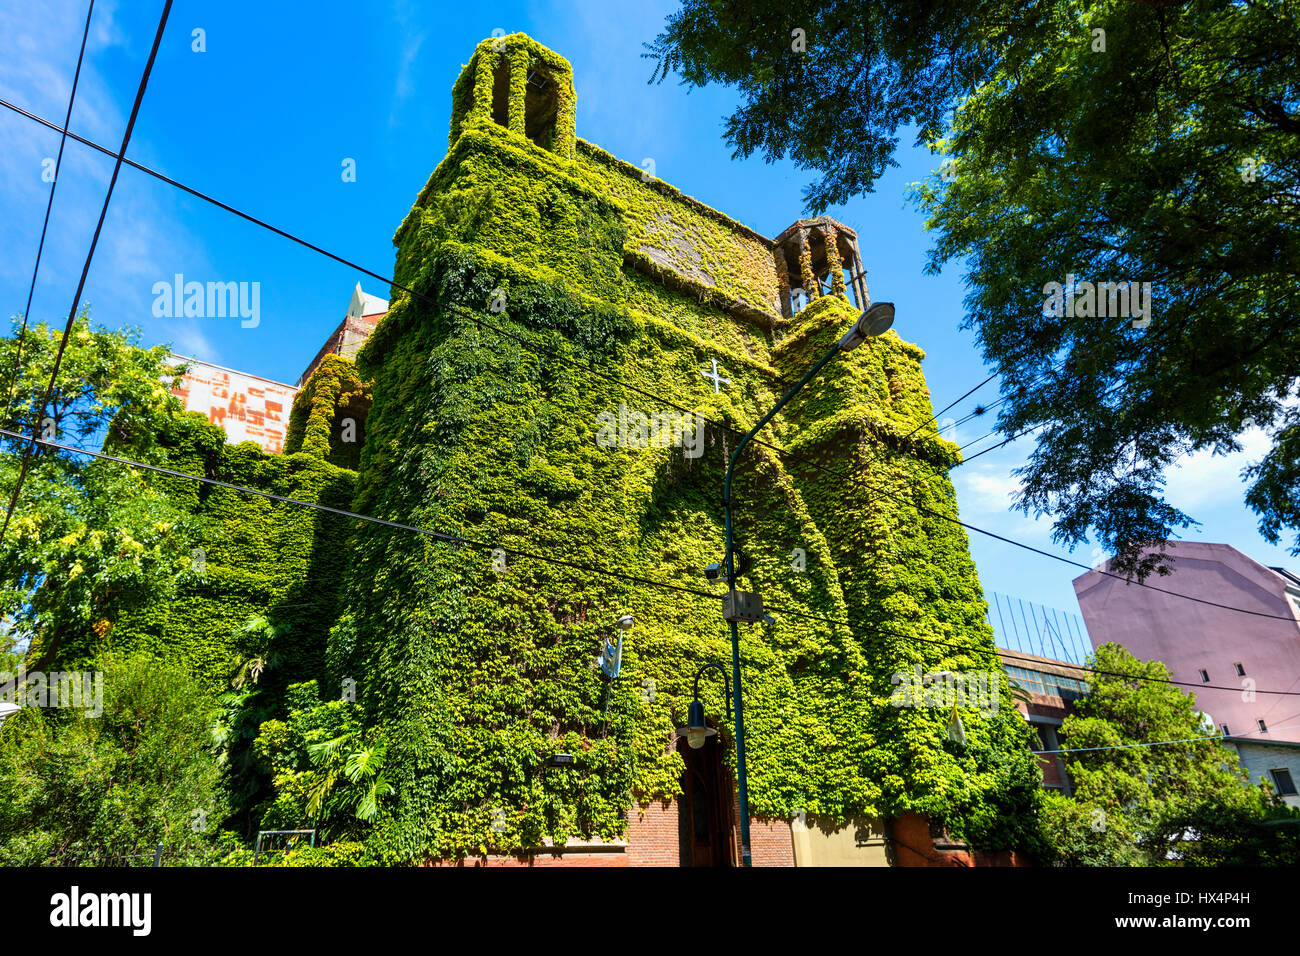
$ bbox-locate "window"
[1003,665,1091,698]
[490,58,510,128]
[1258,719,1269,733]
[523,66,561,149]
[1270,768,1298,797]
[1005,666,1044,695]
[1234,662,1246,676]
[1199,669,1210,682]
[1221,723,1230,735]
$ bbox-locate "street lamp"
[836,302,896,351]
[675,663,732,750]
[721,300,895,867]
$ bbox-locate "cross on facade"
[701,358,731,393]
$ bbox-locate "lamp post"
[721,301,895,867]
[675,662,732,750]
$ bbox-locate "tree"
[915,0,1300,574]
[0,312,205,666]
[646,0,990,212]
[1039,642,1280,865]
[652,1,1300,574]
[251,681,392,842]
[0,652,225,865]
[0,308,186,451]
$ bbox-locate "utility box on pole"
[723,591,764,623]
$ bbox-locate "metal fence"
[253,829,317,863]
[985,591,1091,666]
[39,830,319,867]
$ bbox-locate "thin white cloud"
[388,0,427,126]
[1164,427,1273,512]
[169,320,219,363]
[0,0,213,361]
[951,435,1053,538]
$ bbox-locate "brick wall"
[890,812,1028,867]
[425,810,1024,867]
[747,817,795,866]
[627,800,683,866]
[626,796,793,866]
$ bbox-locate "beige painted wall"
[791,815,891,866]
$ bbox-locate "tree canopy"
[647,0,990,212]
[0,651,225,866]
[0,313,203,667]
[1036,642,1296,865]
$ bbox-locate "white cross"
[701,358,730,393]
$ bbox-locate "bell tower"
[773,217,869,317]
[448,33,577,157]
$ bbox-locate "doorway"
[677,732,734,867]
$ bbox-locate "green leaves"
[0,652,225,865]
[648,0,997,213]
[914,0,1300,568]
[258,688,396,833]
[0,453,206,670]
[653,0,1300,566]
[1038,642,1275,865]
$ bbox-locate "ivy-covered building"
[131,33,1043,865]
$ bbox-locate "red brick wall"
[423,811,1023,867]
[727,788,794,866]
[626,796,793,867]
[1039,752,1067,788]
[748,817,795,866]
[627,800,682,866]
[890,812,1028,867]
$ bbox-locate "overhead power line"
[12,425,1300,702]
[2,0,96,421]
[0,96,1291,627]
[900,370,998,442]
[0,426,722,606]
[0,0,174,548]
[1033,721,1300,756]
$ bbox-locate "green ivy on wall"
[319,35,1041,858]
[110,410,356,694]
[106,34,1041,862]
[284,354,373,470]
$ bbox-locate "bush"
[0,652,225,865]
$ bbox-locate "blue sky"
[2,0,1295,623]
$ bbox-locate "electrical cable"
[1,0,96,424]
[899,370,997,442]
[0,426,724,606]
[1032,720,1300,757]
[11,426,1300,701]
[0,0,173,548]
[0,94,1290,628]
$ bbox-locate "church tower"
[327,34,1038,865]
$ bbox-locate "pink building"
[1073,542,1300,805]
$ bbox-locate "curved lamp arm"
[693,662,732,719]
